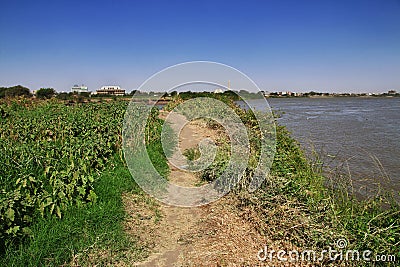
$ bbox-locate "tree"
[79,92,90,98]
[36,88,56,99]
[56,92,70,100]
[0,85,31,98]
[0,87,6,98]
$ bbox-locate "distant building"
[388,90,397,95]
[96,85,125,96]
[214,88,223,94]
[71,84,88,93]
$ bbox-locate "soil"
[122,110,276,266]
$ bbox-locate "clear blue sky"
[1,0,399,93]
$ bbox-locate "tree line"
[0,85,56,99]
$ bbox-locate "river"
[243,97,400,198]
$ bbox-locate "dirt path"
[123,111,271,266]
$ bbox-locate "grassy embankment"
[0,96,398,266]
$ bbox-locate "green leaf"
[6,226,20,235]
[56,205,61,218]
[87,190,97,202]
[6,207,15,221]
[49,203,55,215]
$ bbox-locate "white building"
[71,84,88,93]
[96,85,125,96]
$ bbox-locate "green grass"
[183,147,201,161]
[1,98,398,266]
[0,101,170,266]
[239,125,399,266]
[146,116,174,180]
[1,154,149,266]
[190,99,399,266]
[0,100,127,241]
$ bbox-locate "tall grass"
[247,124,399,266]
[192,99,399,265]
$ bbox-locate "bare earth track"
[122,111,276,266]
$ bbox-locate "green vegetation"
[1,155,147,266]
[36,88,56,99]
[183,147,201,161]
[194,101,399,265]
[164,90,261,103]
[0,96,398,266]
[167,95,398,265]
[0,85,31,98]
[0,99,166,265]
[0,100,125,242]
[253,125,399,265]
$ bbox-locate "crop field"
[0,100,127,238]
[0,99,169,265]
